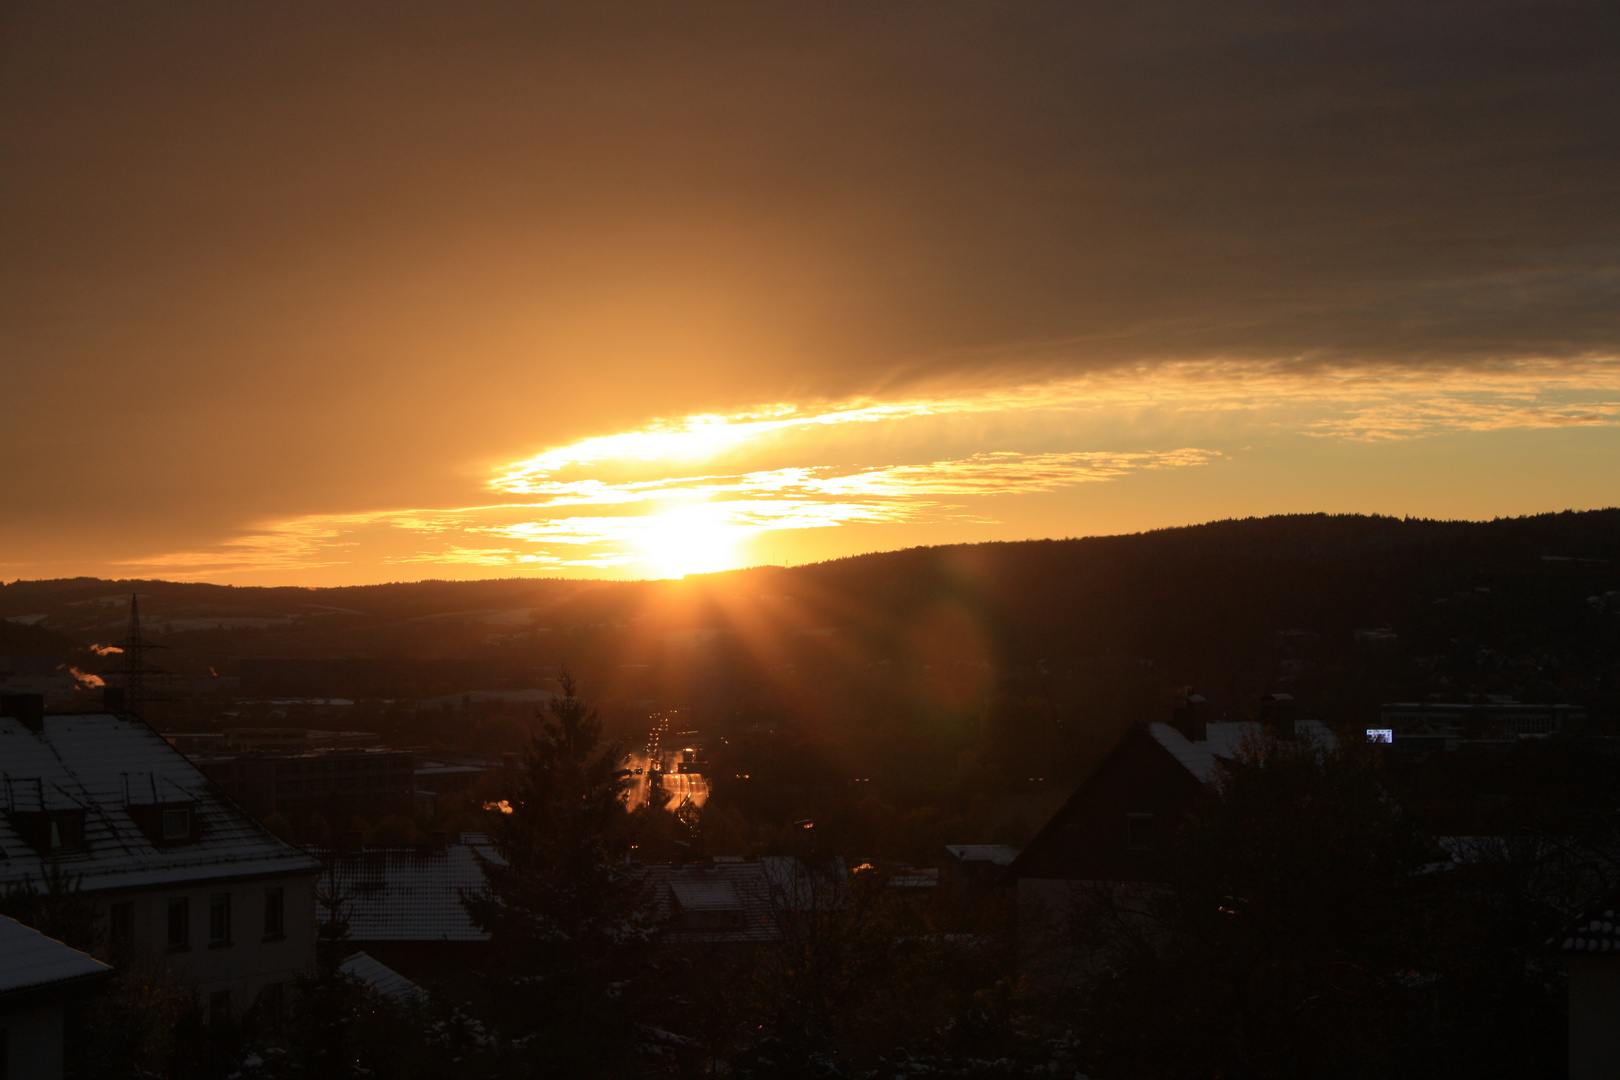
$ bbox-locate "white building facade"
[0,704,322,1016]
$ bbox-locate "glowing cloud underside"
[118,358,1620,579]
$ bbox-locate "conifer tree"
[462,674,661,1076]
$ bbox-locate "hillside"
[4,511,1617,743]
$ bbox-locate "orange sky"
[3,3,1617,584]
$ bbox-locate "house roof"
[644,862,779,943]
[643,857,852,944]
[888,867,939,889]
[944,844,1021,866]
[340,950,428,1002]
[0,714,323,892]
[1146,721,1338,783]
[320,836,501,943]
[1006,720,1342,883]
[668,878,744,912]
[0,914,112,1001]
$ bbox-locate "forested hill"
[3,511,1618,741]
[791,509,1620,685]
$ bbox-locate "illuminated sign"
[1365,729,1394,743]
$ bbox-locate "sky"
[3,1,1617,584]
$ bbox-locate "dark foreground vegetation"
[8,684,1616,1079]
[5,511,1618,1076]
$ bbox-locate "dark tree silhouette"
[1074,736,1444,1080]
[462,673,662,1076]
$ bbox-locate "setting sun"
[637,504,749,578]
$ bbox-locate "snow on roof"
[0,914,111,998]
[944,844,1021,866]
[340,950,428,1002]
[320,838,501,943]
[644,862,780,943]
[0,714,323,893]
[1437,835,1557,863]
[888,867,939,888]
[668,879,744,912]
[1550,898,1620,957]
[1147,721,1338,783]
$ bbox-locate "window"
[263,887,285,939]
[1126,812,1157,851]
[48,812,85,853]
[125,801,197,846]
[209,893,232,946]
[167,897,189,950]
[161,807,192,841]
[110,901,134,954]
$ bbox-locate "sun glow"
[109,358,1620,582]
[637,503,751,578]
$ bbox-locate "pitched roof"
[1006,720,1343,882]
[944,844,1021,866]
[1146,721,1338,783]
[668,878,744,912]
[0,914,112,999]
[320,836,501,943]
[0,714,322,892]
[643,862,779,943]
[340,950,428,1002]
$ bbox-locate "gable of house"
[1007,723,1204,885]
[1008,720,1340,885]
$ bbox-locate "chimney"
[1171,693,1207,742]
[1259,694,1299,739]
[102,686,127,714]
[0,693,45,733]
[428,829,449,852]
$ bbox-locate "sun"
[638,504,748,578]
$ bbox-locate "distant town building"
[192,746,415,819]
[0,656,84,708]
[0,696,322,1016]
[239,658,495,700]
[221,727,381,751]
[412,753,503,795]
[0,914,112,1080]
[1379,701,1586,740]
[164,727,380,754]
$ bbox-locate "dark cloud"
[2,1,1616,556]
